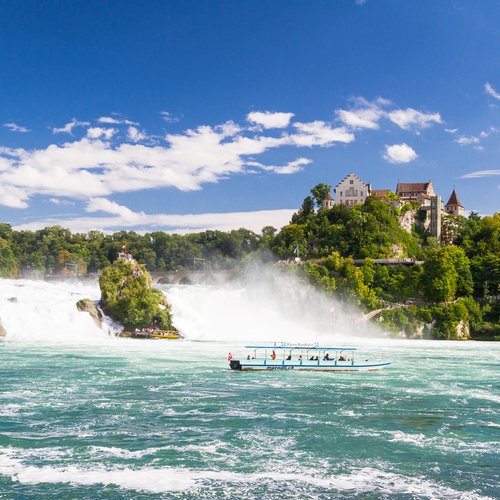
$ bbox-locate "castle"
[323,172,464,242]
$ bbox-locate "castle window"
[360,191,363,196]
[350,180,354,184]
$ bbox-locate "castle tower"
[445,189,464,216]
[429,195,442,242]
[322,192,334,209]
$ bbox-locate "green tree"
[310,183,332,209]
[421,248,457,303]
[99,258,174,330]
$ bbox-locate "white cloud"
[87,197,142,221]
[455,136,480,146]
[387,108,442,129]
[127,126,148,142]
[52,118,90,135]
[4,122,29,133]
[248,157,312,175]
[485,82,500,100]
[14,202,297,235]
[336,97,441,132]
[336,98,385,130]
[86,127,117,140]
[0,114,355,209]
[0,185,29,208]
[97,116,138,125]
[461,169,500,179]
[444,128,458,134]
[48,198,74,206]
[383,143,418,164]
[247,111,294,129]
[160,111,181,123]
[292,121,354,146]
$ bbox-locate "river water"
[0,278,498,499]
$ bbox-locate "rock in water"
[76,298,103,328]
[99,255,177,333]
[0,319,6,337]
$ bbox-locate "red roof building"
[445,189,464,216]
[396,181,435,203]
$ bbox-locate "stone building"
[334,172,371,207]
[445,189,464,216]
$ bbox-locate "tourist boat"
[127,329,182,339]
[228,343,390,371]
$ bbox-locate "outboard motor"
[229,359,242,370]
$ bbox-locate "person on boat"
[271,351,277,360]
[247,355,251,360]
[339,355,346,361]
[298,355,303,361]
[324,353,330,361]
[286,353,292,360]
[309,355,315,360]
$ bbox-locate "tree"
[421,248,457,303]
[445,246,473,297]
[291,196,315,224]
[0,238,18,277]
[310,183,332,209]
[99,257,174,330]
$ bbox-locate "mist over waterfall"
[0,279,107,342]
[0,265,381,343]
[162,264,381,343]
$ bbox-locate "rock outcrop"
[76,298,102,328]
[98,255,178,334]
[0,320,7,337]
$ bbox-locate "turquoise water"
[0,338,498,498]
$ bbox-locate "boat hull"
[230,360,390,372]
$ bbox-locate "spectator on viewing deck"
[271,350,276,360]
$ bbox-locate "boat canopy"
[244,345,357,351]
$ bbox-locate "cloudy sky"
[1,0,499,234]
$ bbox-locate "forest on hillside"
[0,184,498,339]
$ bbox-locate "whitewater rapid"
[0,279,106,342]
[0,270,382,344]
[1,276,499,498]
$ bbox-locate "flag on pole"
[122,244,127,251]
[293,244,299,256]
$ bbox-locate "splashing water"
[0,274,498,498]
[0,264,382,343]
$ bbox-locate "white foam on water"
[0,279,108,342]
[1,268,382,345]
[386,430,499,456]
[0,449,491,498]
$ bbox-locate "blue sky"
[1,0,499,233]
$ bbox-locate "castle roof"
[324,193,333,201]
[370,189,392,198]
[445,189,463,208]
[335,172,369,189]
[396,182,432,193]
